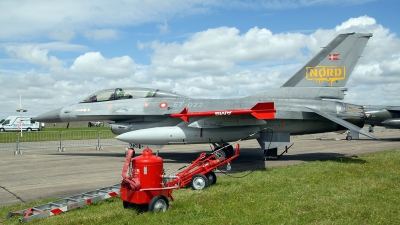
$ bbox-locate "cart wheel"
[148,195,169,213]
[191,174,209,190]
[123,201,131,208]
[207,171,217,185]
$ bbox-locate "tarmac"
[1,128,399,207]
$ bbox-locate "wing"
[305,106,378,140]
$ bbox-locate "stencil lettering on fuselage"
[215,111,232,116]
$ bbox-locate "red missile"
[170,102,276,122]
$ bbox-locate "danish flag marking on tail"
[328,53,340,61]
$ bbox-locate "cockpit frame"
[81,88,184,103]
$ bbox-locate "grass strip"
[1,149,399,224]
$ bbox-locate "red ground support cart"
[120,143,240,212]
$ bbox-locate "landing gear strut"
[368,125,375,133]
[263,144,294,160]
[264,148,278,160]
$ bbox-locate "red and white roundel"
[159,102,168,108]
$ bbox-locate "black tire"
[26,128,32,132]
[123,201,131,208]
[346,136,352,141]
[191,174,209,190]
[0,128,4,132]
[224,145,234,158]
[148,195,169,212]
[207,171,217,185]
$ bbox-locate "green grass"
[41,127,109,132]
[0,127,111,143]
[1,149,399,224]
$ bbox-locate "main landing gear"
[263,144,294,160]
[345,130,359,141]
[368,125,375,133]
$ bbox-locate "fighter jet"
[363,105,400,132]
[35,33,375,158]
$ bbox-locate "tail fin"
[281,33,372,87]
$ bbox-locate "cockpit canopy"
[81,88,184,103]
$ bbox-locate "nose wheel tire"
[213,149,226,159]
[213,144,234,158]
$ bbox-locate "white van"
[0,116,42,132]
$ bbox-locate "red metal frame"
[120,144,240,207]
[165,143,240,188]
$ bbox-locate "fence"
[0,130,127,155]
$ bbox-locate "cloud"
[335,16,376,31]
[37,42,88,52]
[146,27,308,78]
[0,1,379,41]
[380,53,400,74]
[69,52,136,78]
[0,13,399,119]
[157,21,170,34]
[225,0,378,9]
[84,29,117,40]
[118,15,400,105]
[5,45,64,67]
[0,0,215,40]
[49,30,76,41]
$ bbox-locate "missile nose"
[35,108,63,122]
[115,132,134,143]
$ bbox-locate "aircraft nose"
[35,108,63,122]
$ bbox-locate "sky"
[1,0,399,120]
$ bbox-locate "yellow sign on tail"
[306,66,346,87]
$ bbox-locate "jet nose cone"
[35,108,63,122]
